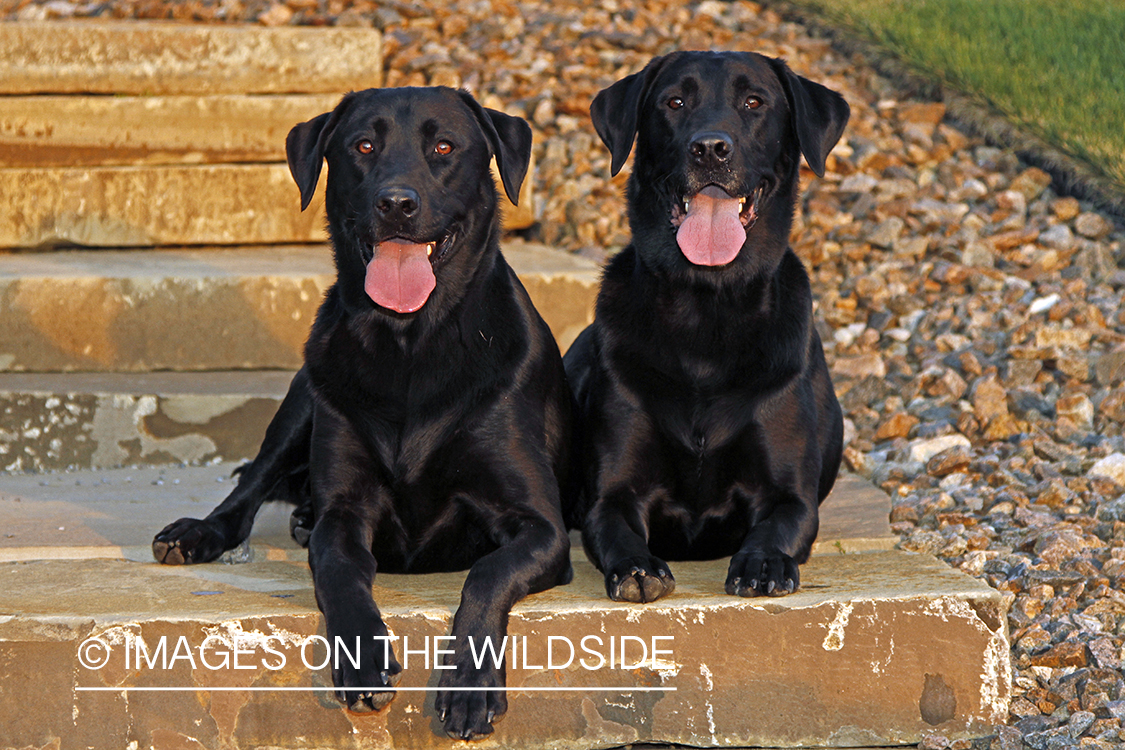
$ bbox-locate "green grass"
[786,0,1125,193]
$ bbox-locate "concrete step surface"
[0,241,598,374]
[0,462,1007,749]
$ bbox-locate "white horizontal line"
[75,686,676,692]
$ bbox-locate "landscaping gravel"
[3,1,1125,747]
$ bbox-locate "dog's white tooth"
[738,198,746,211]
[683,198,690,214]
[427,243,434,256]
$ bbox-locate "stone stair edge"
[0,20,384,96]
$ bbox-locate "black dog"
[564,51,849,603]
[152,87,574,741]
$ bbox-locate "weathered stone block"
[0,550,1010,749]
[0,242,596,373]
[0,22,383,95]
[0,94,341,167]
[0,164,329,247]
[0,97,535,230]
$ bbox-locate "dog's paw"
[725,550,799,597]
[605,556,675,603]
[332,641,402,713]
[152,518,229,565]
[289,501,314,548]
[435,664,505,741]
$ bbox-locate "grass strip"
[780,0,1125,195]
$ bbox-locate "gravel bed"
[5,1,1125,748]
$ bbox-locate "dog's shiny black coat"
[564,51,849,603]
[152,87,573,741]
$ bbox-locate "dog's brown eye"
[667,97,684,110]
[745,96,763,110]
[356,140,374,154]
[435,140,454,156]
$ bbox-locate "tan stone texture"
[0,94,342,167]
[0,21,383,95]
[0,242,598,372]
[0,96,535,229]
[0,163,330,247]
[0,548,1010,749]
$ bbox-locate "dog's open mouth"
[670,183,766,266]
[364,234,453,314]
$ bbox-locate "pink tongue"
[676,185,746,266]
[364,239,437,313]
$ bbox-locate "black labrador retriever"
[564,51,849,603]
[152,87,574,741]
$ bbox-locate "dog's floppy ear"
[459,91,533,206]
[590,53,675,176]
[769,58,850,178]
[285,93,355,211]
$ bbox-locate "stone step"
[0,463,1005,749]
[0,97,536,231]
[0,21,383,95]
[0,94,341,167]
[0,20,533,240]
[0,161,534,246]
[0,241,598,374]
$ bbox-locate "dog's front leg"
[153,367,314,564]
[307,406,402,712]
[725,488,819,597]
[583,487,676,603]
[435,508,569,740]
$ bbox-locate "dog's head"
[286,87,532,317]
[591,51,849,280]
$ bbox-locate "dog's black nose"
[375,187,420,219]
[689,132,734,165]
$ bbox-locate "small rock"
[1094,348,1125,387]
[1075,212,1113,240]
[1029,641,1088,668]
[1089,453,1125,487]
[961,241,995,268]
[1087,638,1121,670]
[1035,326,1093,350]
[1068,710,1097,738]
[832,353,887,380]
[1039,224,1076,252]
[927,446,972,477]
[840,173,878,193]
[909,434,971,464]
[919,731,950,750]
[868,216,905,249]
[972,372,1009,423]
[1051,197,1082,222]
[1029,293,1062,315]
[1057,392,1094,430]
[258,2,294,25]
[875,411,919,441]
[898,101,946,125]
[1010,167,1053,200]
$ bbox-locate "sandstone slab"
[0,21,383,95]
[0,463,893,560]
[0,551,1011,749]
[0,371,293,473]
[0,94,342,167]
[0,164,328,247]
[0,241,597,373]
[0,97,535,230]
[0,490,1007,749]
[0,161,532,247]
